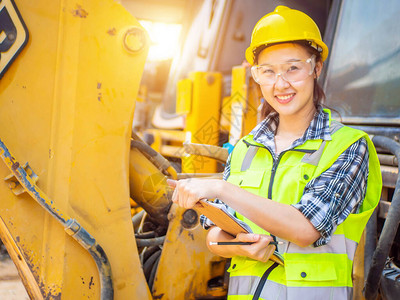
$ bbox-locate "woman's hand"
[206,227,276,263]
[234,233,276,262]
[167,178,223,209]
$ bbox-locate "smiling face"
[256,43,322,120]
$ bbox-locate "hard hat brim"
[245,39,329,65]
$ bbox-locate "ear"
[314,61,323,78]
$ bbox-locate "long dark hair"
[253,41,326,119]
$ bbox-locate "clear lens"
[251,55,315,85]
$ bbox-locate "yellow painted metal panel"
[244,77,262,136]
[220,96,232,132]
[176,78,192,115]
[0,0,151,298]
[182,72,222,174]
[228,66,260,144]
[231,66,247,109]
[152,205,227,299]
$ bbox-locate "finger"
[185,194,199,209]
[258,234,274,243]
[260,245,275,263]
[166,179,177,188]
[171,188,178,203]
[236,233,260,243]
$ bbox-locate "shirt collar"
[250,107,332,150]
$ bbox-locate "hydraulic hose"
[87,244,114,300]
[365,136,400,300]
[148,254,161,290]
[136,236,165,248]
[130,136,178,179]
[364,208,378,280]
[135,231,156,239]
[143,249,161,290]
[0,139,113,300]
[129,143,172,227]
[132,210,146,232]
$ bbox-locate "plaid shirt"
[200,108,369,247]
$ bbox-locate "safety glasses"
[251,55,316,85]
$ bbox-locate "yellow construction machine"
[0,0,226,299]
[0,0,399,300]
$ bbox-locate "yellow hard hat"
[245,6,329,65]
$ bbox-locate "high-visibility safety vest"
[225,116,382,300]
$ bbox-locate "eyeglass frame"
[251,54,316,85]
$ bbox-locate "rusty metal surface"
[0,0,152,298]
[0,216,43,300]
[0,138,114,299]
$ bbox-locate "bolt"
[7,33,15,41]
[206,74,215,85]
[181,209,199,229]
[8,181,17,189]
[123,27,146,53]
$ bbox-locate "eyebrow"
[260,58,302,66]
[286,58,302,62]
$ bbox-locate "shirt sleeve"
[200,153,232,229]
[292,137,369,247]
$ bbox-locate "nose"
[274,73,290,89]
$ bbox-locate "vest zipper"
[252,262,279,300]
[241,139,315,200]
[268,152,286,199]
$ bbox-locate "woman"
[168,6,382,300]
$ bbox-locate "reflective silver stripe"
[345,236,358,261]
[286,286,352,300]
[330,120,344,135]
[301,120,344,166]
[284,234,358,261]
[260,280,286,300]
[228,275,258,296]
[301,140,326,166]
[241,145,259,171]
[228,276,352,300]
[228,276,286,300]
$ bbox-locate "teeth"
[276,94,293,100]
